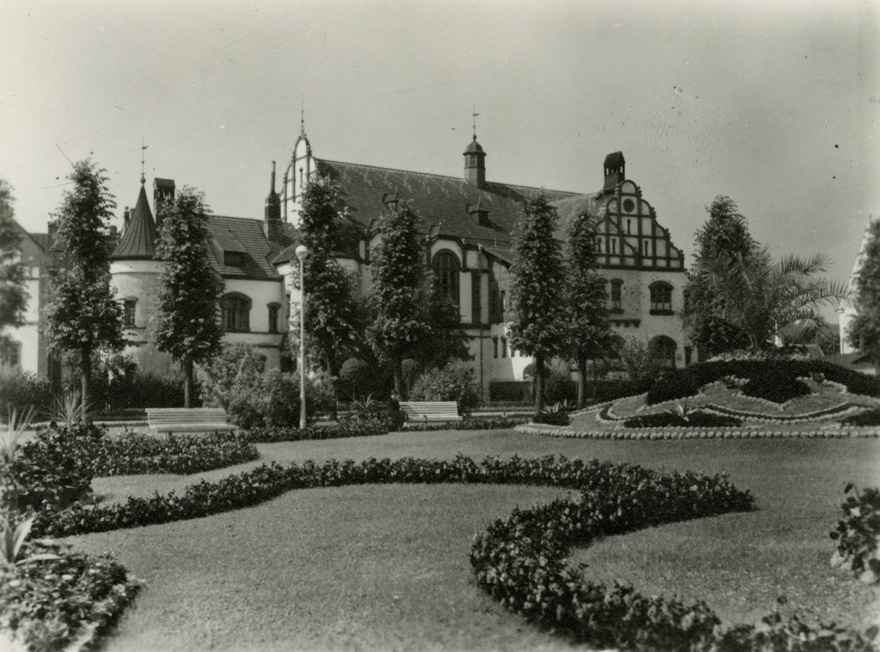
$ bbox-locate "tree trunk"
[184,357,194,409]
[576,355,587,410]
[327,352,338,422]
[393,358,405,400]
[80,348,92,422]
[534,354,545,417]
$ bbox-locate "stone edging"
[515,423,880,439]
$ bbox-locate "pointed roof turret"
[111,180,158,260]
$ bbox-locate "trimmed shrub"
[841,409,880,427]
[742,366,811,403]
[623,411,742,428]
[409,363,480,415]
[0,538,142,652]
[0,371,53,419]
[830,483,880,584]
[645,370,701,405]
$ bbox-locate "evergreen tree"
[367,199,430,397]
[293,177,363,420]
[0,179,28,355]
[684,195,757,357]
[507,194,567,416]
[154,187,224,407]
[847,219,880,373]
[45,160,124,414]
[564,211,618,409]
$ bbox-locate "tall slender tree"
[293,177,363,420]
[368,199,430,397]
[45,160,124,414]
[0,179,28,355]
[564,211,617,409]
[684,196,757,357]
[154,187,224,407]
[507,194,567,416]
[847,219,880,373]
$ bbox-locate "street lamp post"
[295,244,309,429]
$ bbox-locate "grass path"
[69,429,880,651]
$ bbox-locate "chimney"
[123,206,130,233]
[153,178,176,226]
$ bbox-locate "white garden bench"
[146,408,235,435]
[399,401,462,427]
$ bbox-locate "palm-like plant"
[689,246,848,351]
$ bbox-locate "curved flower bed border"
[519,423,880,439]
[16,455,877,651]
[595,400,864,425]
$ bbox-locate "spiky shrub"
[830,483,880,584]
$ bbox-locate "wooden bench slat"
[399,401,462,428]
[147,407,234,434]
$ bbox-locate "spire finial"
[472,105,479,140]
[300,94,305,136]
[140,137,147,185]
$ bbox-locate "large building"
[4,128,690,398]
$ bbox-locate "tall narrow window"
[123,298,137,328]
[267,303,280,334]
[610,279,623,312]
[221,293,251,332]
[492,337,499,359]
[0,341,21,368]
[432,251,460,307]
[501,336,507,358]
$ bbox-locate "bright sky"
[2,0,878,307]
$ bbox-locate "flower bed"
[518,423,880,440]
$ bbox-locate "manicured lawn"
[69,429,880,651]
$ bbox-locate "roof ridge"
[320,158,581,198]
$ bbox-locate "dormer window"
[224,251,245,267]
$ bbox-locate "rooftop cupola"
[464,135,486,188]
[153,178,176,226]
[603,151,625,192]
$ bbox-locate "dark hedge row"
[469,466,877,651]
[623,411,742,428]
[841,409,880,427]
[0,539,142,652]
[646,359,880,406]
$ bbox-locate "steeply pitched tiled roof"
[205,215,278,280]
[316,159,578,251]
[111,184,158,260]
[552,193,607,239]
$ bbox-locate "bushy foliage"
[339,357,381,400]
[533,401,572,426]
[409,363,480,415]
[830,483,880,584]
[623,411,742,428]
[0,179,28,345]
[0,371,52,418]
[0,538,142,652]
[645,371,701,405]
[742,366,811,404]
[847,219,880,373]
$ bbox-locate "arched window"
[432,250,460,307]
[123,298,137,328]
[650,336,677,369]
[649,282,673,315]
[221,293,251,332]
[609,279,623,313]
[267,303,281,334]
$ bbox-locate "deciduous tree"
[563,212,618,409]
[367,199,430,397]
[0,180,28,356]
[154,187,224,407]
[507,194,567,416]
[44,160,124,414]
[847,219,880,373]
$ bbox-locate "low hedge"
[841,409,880,427]
[622,411,742,428]
[645,359,880,406]
[0,539,142,652]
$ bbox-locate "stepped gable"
[205,215,279,280]
[316,159,578,250]
[111,184,158,260]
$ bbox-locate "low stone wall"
[516,423,880,439]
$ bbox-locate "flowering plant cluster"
[830,483,880,584]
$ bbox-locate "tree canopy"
[44,160,124,409]
[507,194,567,414]
[847,219,880,372]
[0,179,28,356]
[154,186,224,407]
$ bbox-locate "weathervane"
[472,105,479,139]
[300,94,305,136]
[140,137,147,185]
